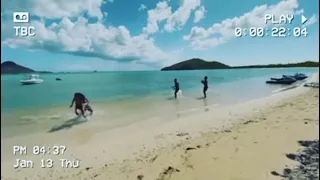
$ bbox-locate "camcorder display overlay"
[1,0,319,180]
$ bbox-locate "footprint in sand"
[157,166,180,180]
[176,132,189,137]
[137,175,144,180]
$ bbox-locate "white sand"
[1,72,318,180]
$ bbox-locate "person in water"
[172,78,180,99]
[69,92,93,118]
[201,76,208,98]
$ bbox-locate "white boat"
[20,74,44,85]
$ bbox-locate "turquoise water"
[1,68,318,138]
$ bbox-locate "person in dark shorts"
[172,78,180,99]
[201,76,208,98]
[69,92,93,118]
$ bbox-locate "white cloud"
[138,4,147,11]
[143,0,202,34]
[193,6,206,23]
[184,0,309,50]
[1,16,174,65]
[295,9,304,15]
[1,0,105,20]
[143,1,172,34]
[103,12,108,18]
[303,14,318,27]
[164,0,201,32]
[1,0,187,66]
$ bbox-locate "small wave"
[20,114,64,121]
[20,116,40,120]
[177,90,184,98]
[271,84,299,94]
[177,108,197,114]
[176,103,219,114]
[49,115,62,120]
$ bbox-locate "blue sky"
[1,0,319,72]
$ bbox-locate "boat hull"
[270,78,283,81]
[266,80,296,85]
[20,80,44,85]
[283,74,308,80]
[268,73,307,84]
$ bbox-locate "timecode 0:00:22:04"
[234,27,308,37]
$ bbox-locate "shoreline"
[2,68,317,114]
[1,72,318,180]
[0,74,313,137]
[1,66,318,75]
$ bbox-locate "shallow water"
[1,68,318,138]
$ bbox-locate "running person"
[69,93,93,118]
[201,76,208,98]
[172,78,180,99]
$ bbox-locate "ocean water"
[1,68,318,138]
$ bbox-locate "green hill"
[161,59,319,71]
[233,61,319,69]
[161,58,230,71]
[1,61,52,74]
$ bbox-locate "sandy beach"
[1,73,319,180]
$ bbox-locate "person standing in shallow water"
[201,76,208,98]
[172,78,180,99]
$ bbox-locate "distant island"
[1,60,318,74]
[1,61,52,74]
[161,58,319,71]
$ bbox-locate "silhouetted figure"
[69,92,93,118]
[172,78,180,99]
[201,76,208,98]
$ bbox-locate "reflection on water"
[174,99,181,118]
[203,98,209,112]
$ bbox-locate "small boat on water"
[266,76,296,85]
[268,73,308,85]
[20,74,44,85]
[270,77,285,81]
[283,73,308,80]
